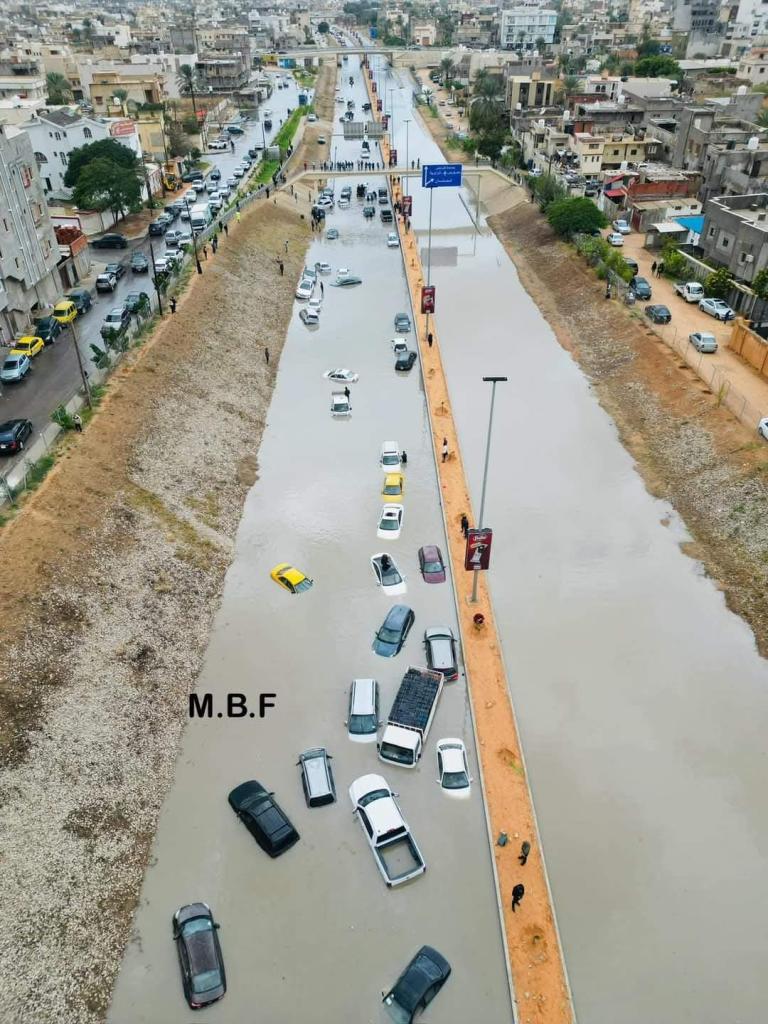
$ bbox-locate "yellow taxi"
[52,300,78,324]
[381,473,405,503]
[10,335,45,359]
[270,563,314,594]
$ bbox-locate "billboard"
[402,195,412,216]
[109,119,136,138]
[464,528,493,571]
[421,285,435,314]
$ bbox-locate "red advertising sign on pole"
[377,98,383,111]
[421,285,435,314]
[402,195,412,216]
[372,81,377,93]
[465,529,493,571]
[390,149,397,165]
[381,113,389,128]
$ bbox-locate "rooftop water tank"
[748,135,760,150]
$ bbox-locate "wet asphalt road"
[0,70,302,472]
[108,56,513,1024]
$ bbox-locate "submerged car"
[315,261,333,274]
[172,902,226,1010]
[395,350,417,371]
[418,545,446,583]
[296,747,336,807]
[689,330,718,353]
[645,304,671,324]
[380,440,401,472]
[394,312,412,333]
[612,219,631,234]
[373,603,414,657]
[382,946,451,1024]
[299,307,320,326]
[270,563,314,594]
[381,473,404,503]
[346,678,380,742]
[387,232,400,248]
[334,274,362,287]
[424,626,459,681]
[371,553,407,596]
[607,232,624,247]
[699,296,735,321]
[296,278,314,300]
[436,738,472,799]
[323,368,358,383]
[630,276,652,300]
[227,781,299,857]
[377,504,404,539]
[331,391,352,416]
[326,227,340,240]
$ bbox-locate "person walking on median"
[73,413,83,433]
[518,841,531,866]
[460,513,469,538]
[265,347,270,364]
[511,883,525,912]
[441,438,449,462]
[427,332,433,348]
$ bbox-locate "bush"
[704,266,732,299]
[529,172,566,211]
[546,196,607,238]
[659,247,686,279]
[52,405,75,430]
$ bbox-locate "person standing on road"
[460,513,469,538]
[658,260,665,277]
[511,883,525,912]
[651,260,657,276]
[284,240,289,254]
[343,385,351,399]
[441,438,449,462]
[236,211,241,224]
[265,347,270,364]
[278,258,284,276]
[223,222,229,237]
[170,296,177,314]
[212,235,218,254]
[320,280,324,297]
[73,413,83,433]
[203,245,209,260]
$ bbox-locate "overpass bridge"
[259,44,449,67]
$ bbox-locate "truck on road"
[378,667,443,768]
[674,281,705,303]
[349,774,426,887]
[190,202,212,234]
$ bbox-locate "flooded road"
[381,63,768,1024]
[108,57,512,1024]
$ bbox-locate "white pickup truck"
[349,774,426,887]
[674,281,704,303]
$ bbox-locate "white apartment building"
[500,7,557,50]
[20,109,142,197]
[0,124,59,338]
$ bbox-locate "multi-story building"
[700,193,768,283]
[410,22,437,45]
[506,74,555,111]
[500,7,557,50]
[80,67,166,115]
[737,49,768,82]
[0,123,60,338]
[195,53,250,93]
[20,109,142,197]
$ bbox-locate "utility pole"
[403,119,410,195]
[70,318,93,410]
[183,196,204,276]
[142,160,165,312]
[470,376,507,603]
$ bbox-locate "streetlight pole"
[69,318,93,410]
[142,160,165,313]
[424,184,434,339]
[403,119,410,194]
[470,376,508,603]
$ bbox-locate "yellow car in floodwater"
[10,335,44,358]
[52,300,78,324]
[270,563,314,594]
[381,473,405,503]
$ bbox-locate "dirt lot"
[0,199,310,1024]
[491,203,768,656]
[293,59,336,177]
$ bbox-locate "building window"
[34,151,47,163]
[708,226,715,236]
[83,127,92,138]
[740,251,748,263]
[54,131,60,140]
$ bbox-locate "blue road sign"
[421,163,463,189]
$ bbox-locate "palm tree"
[111,87,128,114]
[177,64,199,125]
[756,109,768,129]
[440,57,455,86]
[470,72,505,132]
[535,36,546,54]
[46,72,73,104]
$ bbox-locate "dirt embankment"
[491,203,768,655]
[293,59,336,177]
[0,199,310,1024]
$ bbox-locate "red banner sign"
[402,195,412,216]
[464,528,493,571]
[421,285,435,314]
[377,98,383,111]
[381,113,389,127]
[372,81,377,93]
[109,118,136,137]
[390,149,397,165]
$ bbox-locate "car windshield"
[380,518,398,530]
[424,560,443,573]
[383,483,401,495]
[4,359,19,368]
[442,770,469,789]
[349,713,377,734]
[382,454,399,464]
[358,788,388,807]
[192,969,222,995]
[293,578,313,593]
[377,626,400,643]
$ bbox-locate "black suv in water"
[91,233,127,249]
[383,946,451,1024]
[33,316,62,345]
[228,781,300,857]
[172,903,226,1010]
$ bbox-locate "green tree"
[469,72,505,132]
[546,196,607,238]
[636,24,661,58]
[530,172,567,211]
[440,57,455,84]
[476,130,506,164]
[755,109,768,128]
[535,36,546,53]
[46,72,73,104]
[89,344,111,370]
[167,122,192,159]
[318,20,330,33]
[111,87,129,111]
[704,266,733,299]
[177,64,199,125]
[563,74,581,93]
[634,56,681,79]
[72,158,141,222]
[659,246,686,278]
[751,267,768,299]
[63,138,139,188]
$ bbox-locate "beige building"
[411,22,438,45]
[571,132,605,175]
[506,74,555,111]
[84,69,165,115]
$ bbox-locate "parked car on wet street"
[66,289,93,314]
[1,354,30,383]
[0,418,33,454]
[91,232,127,249]
[630,276,652,300]
[95,272,118,293]
[699,297,735,321]
[689,331,718,353]
[645,304,672,324]
[10,336,44,359]
[418,545,446,583]
[130,252,149,273]
[33,316,62,345]
[436,738,472,798]
[172,902,226,1010]
[424,626,459,681]
[227,780,300,857]
[373,604,414,657]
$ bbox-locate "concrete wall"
[728,317,768,376]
